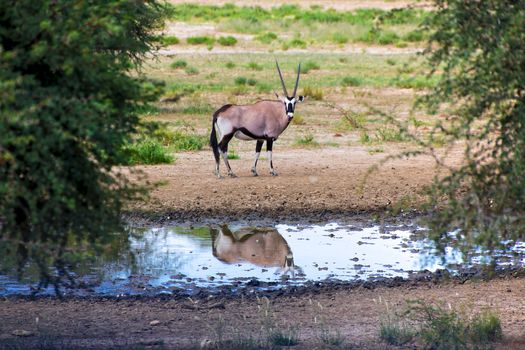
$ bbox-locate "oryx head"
[275,61,306,120]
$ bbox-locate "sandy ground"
[127,145,459,225]
[2,277,525,349]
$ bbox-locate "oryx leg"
[218,133,236,178]
[267,139,278,176]
[251,140,264,176]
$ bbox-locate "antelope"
[210,225,298,276]
[209,61,305,178]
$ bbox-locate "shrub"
[0,0,167,291]
[217,35,237,46]
[225,61,236,69]
[170,59,187,69]
[247,78,257,86]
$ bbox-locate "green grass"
[170,59,187,69]
[295,133,318,146]
[187,35,215,45]
[171,131,208,151]
[255,32,277,44]
[161,35,180,45]
[184,66,199,75]
[341,76,364,87]
[247,61,263,71]
[168,4,428,27]
[168,4,429,48]
[227,150,240,159]
[121,139,174,165]
[380,301,503,349]
[301,60,320,74]
[217,35,237,46]
[332,32,349,44]
[286,38,307,49]
[145,52,432,97]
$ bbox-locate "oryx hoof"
[228,172,237,178]
[270,170,278,176]
[251,168,258,177]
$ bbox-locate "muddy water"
[1,222,479,296]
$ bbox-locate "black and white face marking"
[284,96,296,119]
[282,95,305,120]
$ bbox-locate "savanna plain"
[2,1,525,349]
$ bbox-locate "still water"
[0,222,514,296]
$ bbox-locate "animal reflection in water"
[210,225,301,277]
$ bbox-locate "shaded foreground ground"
[2,276,525,349]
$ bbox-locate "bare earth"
[128,145,459,224]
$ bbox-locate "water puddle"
[0,222,522,296]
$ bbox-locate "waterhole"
[1,222,522,296]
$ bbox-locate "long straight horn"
[275,60,289,97]
[292,63,301,97]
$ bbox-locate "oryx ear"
[298,95,306,102]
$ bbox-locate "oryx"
[209,61,305,178]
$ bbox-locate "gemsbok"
[210,225,298,276]
[209,61,305,178]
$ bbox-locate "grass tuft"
[247,61,263,71]
[341,76,363,87]
[255,32,278,44]
[187,35,215,45]
[301,60,320,74]
[302,86,323,100]
[170,59,187,69]
[218,35,237,46]
[295,133,318,146]
[161,35,180,45]
[121,139,173,165]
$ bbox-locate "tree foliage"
[0,0,167,291]
[421,1,525,257]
